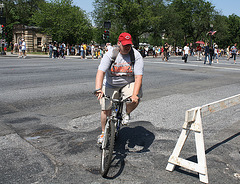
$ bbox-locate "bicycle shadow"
[105,121,155,179]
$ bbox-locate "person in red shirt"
[196,44,202,61]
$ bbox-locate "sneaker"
[97,132,104,144]
[122,114,130,125]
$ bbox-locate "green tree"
[212,15,229,48]
[226,14,240,46]
[167,0,216,45]
[92,0,165,47]
[2,0,45,43]
[163,2,185,46]
[31,0,93,44]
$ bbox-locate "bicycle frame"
[105,95,131,132]
[110,98,124,131]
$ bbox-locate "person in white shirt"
[21,39,27,59]
[213,47,219,63]
[183,43,190,63]
[91,44,95,59]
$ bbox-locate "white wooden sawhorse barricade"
[166,94,240,183]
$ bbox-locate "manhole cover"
[180,69,195,71]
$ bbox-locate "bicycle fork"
[115,101,124,132]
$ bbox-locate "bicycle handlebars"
[93,90,134,103]
[103,94,132,103]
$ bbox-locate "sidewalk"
[1,51,155,59]
[1,52,94,59]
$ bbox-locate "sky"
[73,0,240,17]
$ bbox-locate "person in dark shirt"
[204,43,210,65]
[209,46,214,65]
[163,42,169,61]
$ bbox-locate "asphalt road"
[0,54,239,184]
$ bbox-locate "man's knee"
[102,110,111,116]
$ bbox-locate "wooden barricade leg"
[166,108,209,183]
[194,109,208,183]
[166,128,190,171]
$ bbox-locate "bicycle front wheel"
[100,118,116,177]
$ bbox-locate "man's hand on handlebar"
[130,94,139,103]
[94,89,104,100]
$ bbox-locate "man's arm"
[131,75,143,103]
[95,70,105,99]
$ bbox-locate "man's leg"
[101,110,111,132]
[184,54,188,63]
[99,86,118,132]
[121,82,142,124]
[126,101,139,115]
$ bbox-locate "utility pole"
[210,24,213,47]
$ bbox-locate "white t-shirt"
[98,48,144,88]
[184,46,190,55]
[22,41,26,50]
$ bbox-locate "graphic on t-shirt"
[111,62,133,76]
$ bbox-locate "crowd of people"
[138,42,238,64]
[47,42,106,59]
[10,38,27,58]
[4,39,238,64]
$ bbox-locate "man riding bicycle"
[94,32,144,144]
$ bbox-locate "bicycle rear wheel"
[100,118,116,177]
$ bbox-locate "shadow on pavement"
[175,132,240,179]
[105,121,155,179]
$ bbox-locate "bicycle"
[97,93,132,177]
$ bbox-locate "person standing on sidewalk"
[163,43,169,61]
[183,43,190,63]
[18,39,22,58]
[226,46,230,61]
[83,43,87,59]
[231,43,237,64]
[49,42,53,58]
[204,43,210,65]
[10,42,14,54]
[91,44,95,59]
[21,39,27,59]
[209,46,214,65]
[213,46,219,63]
[196,44,202,61]
[80,44,84,59]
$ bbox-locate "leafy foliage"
[2,0,240,48]
[31,0,92,44]
[165,0,216,45]
[226,14,240,45]
[2,0,45,42]
[92,0,166,46]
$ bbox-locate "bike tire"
[100,118,116,177]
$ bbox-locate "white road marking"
[145,60,240,71]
